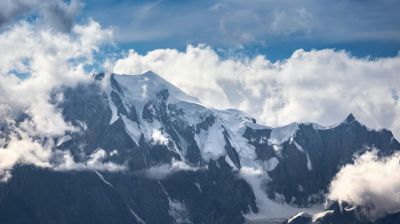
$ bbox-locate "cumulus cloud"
[0,134,52,181]
[0,0,82,32]
[140,160,197,180]
[0,19,112,136]
[328,150,400,220]
[113,45,400,138]
[0,15,115,181]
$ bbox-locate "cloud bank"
[0,127,125,182]
[113,45,400,138]
[0,15,115,181]
[0,19,112,136]
[0,133,52,181]
[328,150,400,220]
[56,149,126,173]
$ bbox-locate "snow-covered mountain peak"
[112,71,199,104]
[104,72,268,169]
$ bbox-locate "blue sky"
[80,0,400,61]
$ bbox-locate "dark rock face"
[0,166,140,224]
[162,159,257,224]
[0,165,256,224]
[0,74,257,224]
[244,120,400,206]
[0,72,399,224]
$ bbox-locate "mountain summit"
[344,113,356,123]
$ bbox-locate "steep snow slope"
[106,71,262,169]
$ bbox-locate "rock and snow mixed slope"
[0,71,399,224]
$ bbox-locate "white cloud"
[0,18,116,181]
[56,149,126,172]
[113,45,400,138]
[0,19,112,136]
[151,129,169,145]
[141,160,197,180]
[0,128,125,182]
[0,134,52,181]
[328,150,400,220]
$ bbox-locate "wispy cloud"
[0,0,83,32]
[138,160,197,180]
[83,0,400,46]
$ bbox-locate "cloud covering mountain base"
[329,150,400,220]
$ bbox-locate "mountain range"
[0,71,398,224]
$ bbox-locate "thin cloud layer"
[84,0,400,47]
[0,0,82,32]
[328,150,400,220]
[113,45,400,138]
[140,160,197,180]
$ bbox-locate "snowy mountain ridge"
[0,71,399,224]
[105,71,345,165]
[101,71,400,220]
